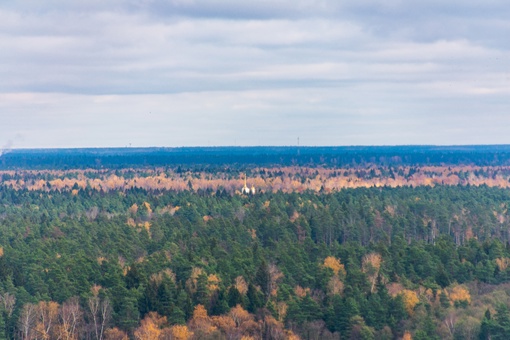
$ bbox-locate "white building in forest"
[241,174,256,194]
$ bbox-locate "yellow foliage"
[133,322,160,340]
[248,228,257,239]
[186,267,204,293]
[207,274,221,291]
[143,201,152,214]
[0,247,3,257]
[129,203,138,214]
[134,312,167,340]
[170,325,192,340]
[496,257,510,271]
[286,331,301,340]
[150,269,176,285]
[449,285,471,304]
[323,256,345,276]
[138,221,151,232]
[276,302,288,322]
[401,290,419,315]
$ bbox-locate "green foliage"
[1,183,510,338]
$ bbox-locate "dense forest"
[5,145,510,169]
[1,147,510,339]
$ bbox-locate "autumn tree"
[168,325,192,340]
[134,312,166,340]
[57,297,82,340]
[323,256,346,277]
[34,301,59,339]
[104,327,128,340]
[188,305,217,336]
[362,253,382,293]
[401,290,419,316]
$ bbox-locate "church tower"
[241,173,255,194]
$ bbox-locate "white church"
[241,173,256,195]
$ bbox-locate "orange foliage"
[104,327,129,340]
[402,330,413,340]
[234,276,248,295]
[90,284,102,297]
[294,286,310,298]
[268,264,284,297]
[211,315,236,332]
[189,304,217,334]
[387,282,404,297]
[247,229,257,240]
[229,305,252,327]
[286,331,301,340]
[192,305,208,321]
[8,165,510,194]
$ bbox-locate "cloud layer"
[1,1,509,147]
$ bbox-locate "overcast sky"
[1,0,509,148]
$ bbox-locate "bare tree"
[18,304,37,340]
[37,301,59,339]
[59,297,82,340]
[88,296,111,340]
[443,309,458,338]
[0,292,16,317]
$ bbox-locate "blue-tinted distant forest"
[4,145,510,169]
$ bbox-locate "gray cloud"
[0,1,509,147]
